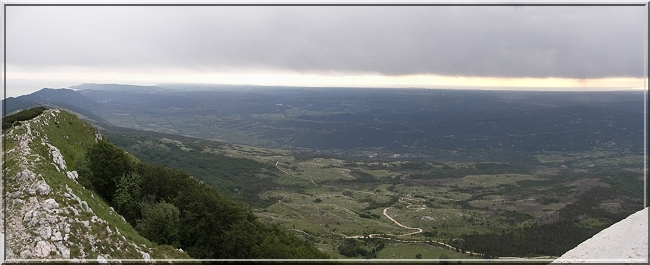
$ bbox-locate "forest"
[76,139,329,259]
[2,106,46,131]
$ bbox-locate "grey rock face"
[33,240,56,258]
[46,143,66,171]
[51,231,63,241]
[37,226,52,239]
[14,170,36,182]
[66,171,79,181]
[35,181,51,195]
[43,199,59,210]
[4,109,157,260]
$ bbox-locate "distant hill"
[2,88,113,129]
[5,85,645,157]
[3,88,100,113]
[70,83,171,92]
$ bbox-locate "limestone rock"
[66,171,79,181]
[142,252,151,261]
[43,198,59,210]
[14,170,36,182]
[97,255,108,264]
[12,198,24,207]
[80,201,93,213]
[46,143,66,171]
[54,241,70,259]
[34,180,51,195]
[33,240,55,258]
[51,231,63,241]
[36,226,52,239]
[19,250,31,259]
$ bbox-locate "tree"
[416,253,422,259]
[112,172,143,225]
[136,201,180,247]
[85,140,134,200]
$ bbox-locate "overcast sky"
[3,2,648,97]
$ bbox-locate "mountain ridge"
[2,108,188,260]
[3,107,330,260]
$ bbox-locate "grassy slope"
[4,109,189,259]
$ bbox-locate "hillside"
[2,108,329,261]
[2,108,188,260]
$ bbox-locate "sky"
[2,1,648,97]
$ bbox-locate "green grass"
[5,109,190,259]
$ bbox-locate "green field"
[106,128,646,260]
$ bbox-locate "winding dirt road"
[382,207,423,236]
[276,161,317,186]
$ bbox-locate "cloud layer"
[6,5,646,79]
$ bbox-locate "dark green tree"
[136,201,180,247]
[85,140,134,200]
[112,172,143,225]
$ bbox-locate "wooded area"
[78,139,329,259]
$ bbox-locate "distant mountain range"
[3,84,645,157]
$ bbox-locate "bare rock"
[80,201,93,213]
[12,198,24,207]
[43,198,59,210]
[97,255,108,264]
[26,187,37,196]
[14,170,36,182]
[24,209,42,228]
[142,252,151,261]
[19,250,31,259]
[46,143,66,171]
[33,240,55,258]
[69,207,80,216]
[66,171,79,181]
[51,230,63,241]
[37,226,52,239]
[34,180,51,195]
[94,131,103,142]
[54,241,70,259]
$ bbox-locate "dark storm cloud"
[6,5,646,78]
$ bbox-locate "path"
[276,161,317,186]
[332,196,483,257]
[382,207,423,236]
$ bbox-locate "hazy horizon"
[4,2,648,97]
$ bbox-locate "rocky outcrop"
[2,109,158,261]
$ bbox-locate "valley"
[103,126,644,259]
[3,84,646,260]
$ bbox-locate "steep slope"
[2,108,188,261]
[552,207,648,263]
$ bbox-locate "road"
[276,161,317,186]
[382,207,423,236]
